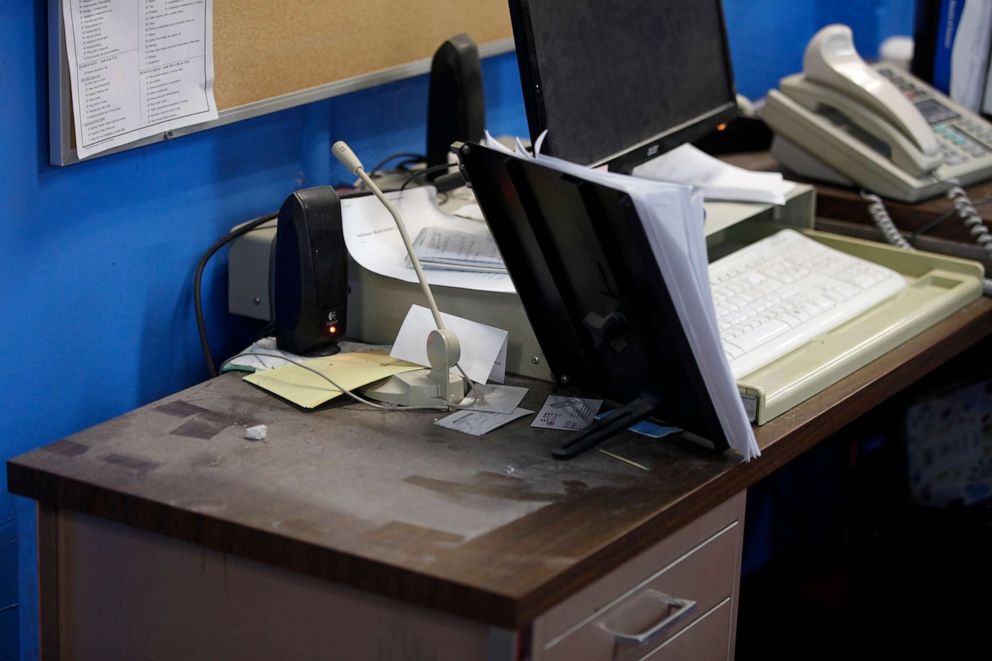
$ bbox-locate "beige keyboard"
[710,229,907,378]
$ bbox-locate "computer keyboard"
[710,229,907,378]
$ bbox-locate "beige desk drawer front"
[535,493,744,661]
[643,599,734,661]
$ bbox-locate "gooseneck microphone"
[332,141,447,332]
[332,140,466,408]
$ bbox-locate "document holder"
[735,229,985,423]
[458,143,730,458]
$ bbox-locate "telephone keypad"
[933,123,989,162]
[878,68,992,161]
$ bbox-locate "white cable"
[221,351,444,411]
[333,141,446,331]
[860,191,913,250]
[333,140,476,393]
[861,189,992,296]
[947,185,992,251]
[944,185,992,296]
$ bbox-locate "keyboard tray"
[737,230,984,425]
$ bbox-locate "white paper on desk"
[341,187,515,293]
[223,337,296,372]
[440,186,488,223]
[435,407,533,436]
[532,396,602,431]
[62,0,219,159]
[632,144,795,205]
[450,202,486,221]
[458,384,528,414]
[390,305,509,384]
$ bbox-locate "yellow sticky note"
[244,351,422,409]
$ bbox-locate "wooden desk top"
[8,297,992,628]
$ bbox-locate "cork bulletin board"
[50,0,514,164]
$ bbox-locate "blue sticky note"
[629,418,680,439]
[595,412,680,439]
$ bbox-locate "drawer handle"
[600,590,697,648]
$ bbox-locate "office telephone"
[763,24,992,203]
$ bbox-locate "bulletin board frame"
[48,0,514,166]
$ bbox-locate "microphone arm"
[332,140,469,407]
[333,141,446,331]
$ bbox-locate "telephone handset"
[763,24,992,202]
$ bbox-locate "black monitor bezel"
[508,0,740,173]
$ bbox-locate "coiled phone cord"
[947,185,992,252]
[946,185,992,296]
[860,191,913,250]
[860,189,992,296]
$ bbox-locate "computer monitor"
[509,0,739,172]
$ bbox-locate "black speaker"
[273,186,347,355]
[426,33,486,174]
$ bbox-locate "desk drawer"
[533,492,745,661]
[643,598,733,661]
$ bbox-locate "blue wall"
[0,1,911,657]
[725,0,915,101]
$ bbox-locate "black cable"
[367,152,425,175]
[399,163,458,191]
[255,321,276,342]
[909,196,992,245]
[195,212,277,378]
[911,207,956,245]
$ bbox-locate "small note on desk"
[435,408,533,436]
[458,384,528,414]
[532,396,603,431]
[244,352,421,409]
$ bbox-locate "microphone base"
[363,370,466,409]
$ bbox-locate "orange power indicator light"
[328,325,338,334]
[716,122,728,131]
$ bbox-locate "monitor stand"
[552,391,664,460]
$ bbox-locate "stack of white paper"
[407,226,507,274]
[485,136,761,460]
[632,144,795,205]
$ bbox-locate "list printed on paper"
[63,0,219,159]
